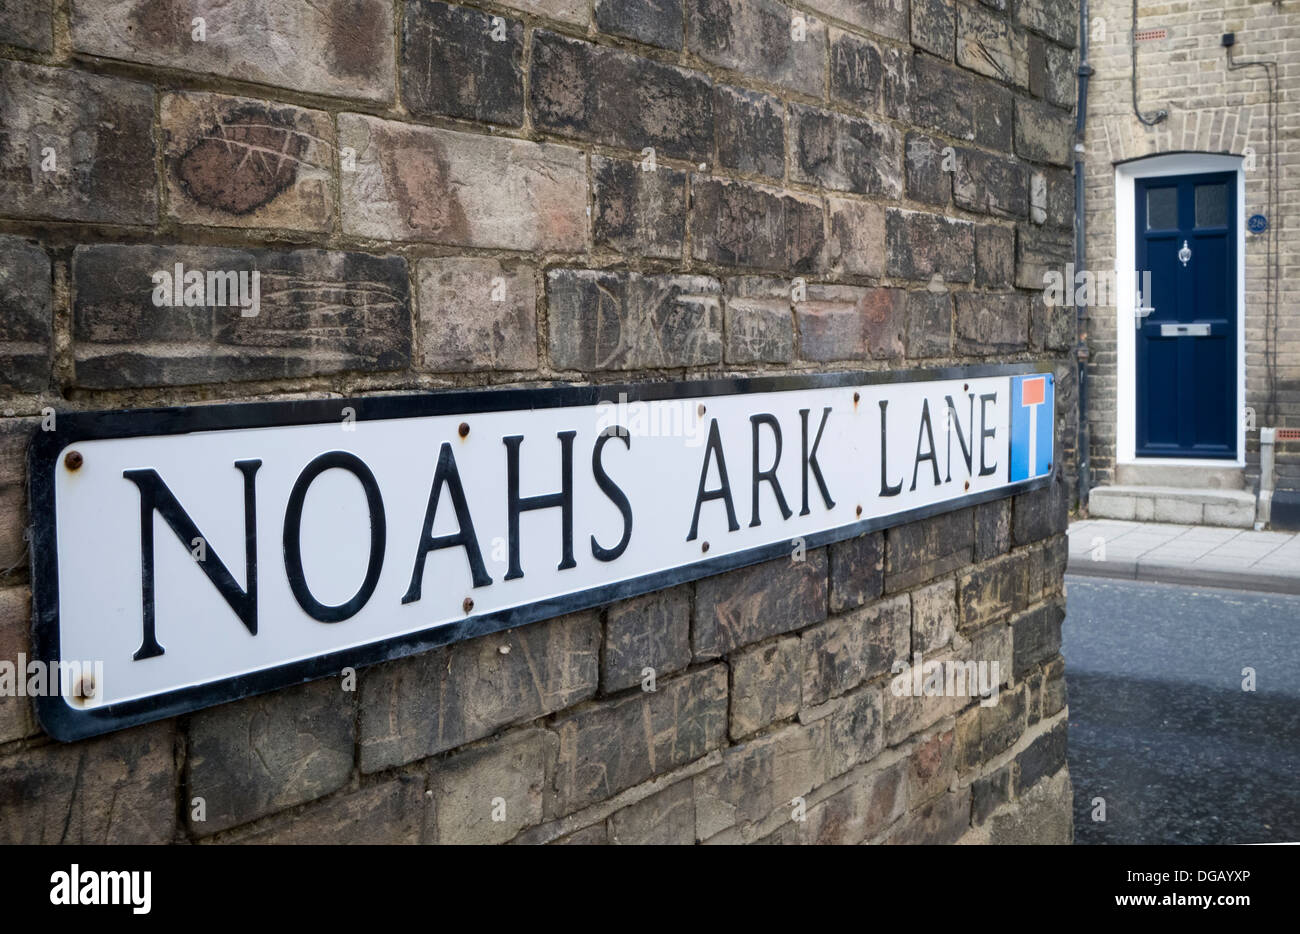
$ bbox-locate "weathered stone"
[1044,166,1075,228]
[188,679,354,835]
[0,237,51,392]
[912,579,957,653]
[163,92,334,231]
[792,104,902,198]
[885,508,974,592]
[909,55,1013,150]
[1012,601,1064,679]
[496,0,589,25]
[801,594,910,706]
[0,587,34,742]
[827,198,886,278]
[694,551,828,659]
[0,418,34,585]
[1029,35,1075,108]
[908,728,955,804]
[402,0,524,126]
[730,636,801,738]
[974,499,1011,560]
[803,0,907,40]
[694,720,827,838]
[880,45,914,122]
[0,0,51,51]
[430,729,555,844]
[954,148,1029,218]
[905,133,953,207]
[340,114,586,251]
[978,680,1026,757]
[911,0,955,59]
[988,766,1072,843]
[830,28,883,113]
[798,285,906,362]
[592,156,686,259]
[905,290,952,359]
[1016,224,1072,289]
[609,780,696,844]
[1042,656,1067,716]
[724,278,794,365]
[359,612,599,772]
[552,823,608,844]
[688,0,826,96]
[72,244,411,388]
[417,257,538,372]
[1031,291,1073,352]
[691,178,825,273]
[1017,0,1078,49]
[959,551,1032,628]
[552,666,727,815]
[595,0,683,51]
[1013,474,1067,544]
[546,270,721,370]
[822,685,884,775]
[971,763,1012,823]
[1015,720,1068,794]
[69,0,395,101]
[976,223,1017,288]
[1015,97,1073,165]
[885,209,975,283]
[957,3,1029,86]
[801,761,905,843]
[829,532,883,613]
[954,291,1030,355]
[713,85,784,179]
[0,61,155,224]
[531,30,713,161]
[603,585,692,694]
[885,788,970,843]
[234,777,425,844]
[0,721,175,844]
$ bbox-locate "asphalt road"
[1063,575,1300,844]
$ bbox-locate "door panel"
[1134,171,1237,459]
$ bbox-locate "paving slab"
[1068,519,1300,595]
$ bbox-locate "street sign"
[27,365,1054,740]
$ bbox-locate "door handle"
[1135,305,1155,329]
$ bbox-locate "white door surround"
[1112,152,1246,467]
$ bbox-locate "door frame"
[1113,152,1245,467]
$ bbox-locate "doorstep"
[1087,485,1256,528]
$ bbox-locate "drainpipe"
[1075,0,1094,511]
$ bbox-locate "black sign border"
[28,363,1056,741]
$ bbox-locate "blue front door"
[1135,171,1237,459]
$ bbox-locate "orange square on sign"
[1022,377,1045,406]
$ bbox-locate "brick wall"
[1083,0,1299,488]
[0,0,1073,844]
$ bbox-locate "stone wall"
[0,0,1074,844]
[1082,0,1299,488]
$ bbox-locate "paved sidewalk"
[1067,518,1300,594]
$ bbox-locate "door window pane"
[1195,183,1227,227]
[1146,187,1178,229]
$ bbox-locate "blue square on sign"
[1010,374,1053,481]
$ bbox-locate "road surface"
[1063,575,1300,844]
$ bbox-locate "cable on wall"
[1131,0,1168,125]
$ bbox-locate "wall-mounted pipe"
[1075,0,1093,510]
